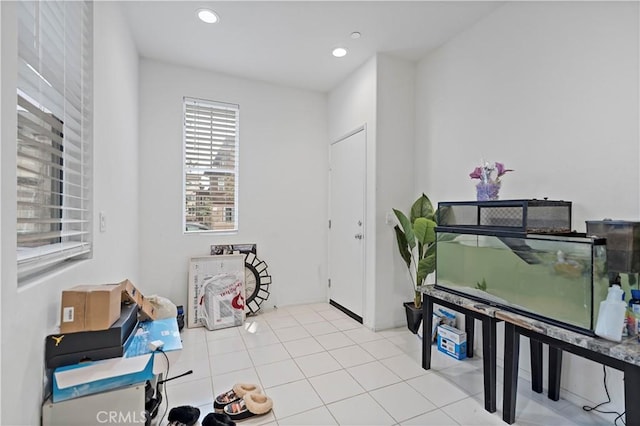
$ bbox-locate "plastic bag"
[145,295,178,320]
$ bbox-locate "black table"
[498,309,640,425]
[421,286,502,413]
[420,285,564,417]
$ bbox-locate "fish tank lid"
[437,198,572,234]
[439,199,571,207]
[436,226,605,244]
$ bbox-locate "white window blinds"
[183,97,239,232]
[16,0,93,280]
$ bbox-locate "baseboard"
[329,300,363,323]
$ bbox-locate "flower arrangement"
[469,161,513,184]
[469,161,513,201]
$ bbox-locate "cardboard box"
[60,284,123,333]
[46,303,138,369]
[52,353,153,402]
[139,299,158,322]
[437,324,467,360]
[120,278,157,321]
[120,279,143,306]
[51,317,182,403]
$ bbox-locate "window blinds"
[16,0,93,279]
[184,97,239,232]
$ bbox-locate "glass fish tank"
[435,228,611,335]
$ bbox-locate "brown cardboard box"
[121,279,143,306]
[139,299,158,321]
[119,279,157,322]
[60,283,122,333]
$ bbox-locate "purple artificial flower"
[495,162,514,177]
[470,161,513,184]
[469,167,484,180]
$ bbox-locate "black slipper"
[202,412,236,426]
[167,405,200,426]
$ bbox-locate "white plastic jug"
[595,284,626,342]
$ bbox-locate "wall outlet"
[385,212,394,225]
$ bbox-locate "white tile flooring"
[156,303,611,426]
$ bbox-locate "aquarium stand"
[421,285,564,415]
[498,309,640,425]
[421,289,499,413]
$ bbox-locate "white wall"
[0,3,140,423]
[416,1,639,226]
[327,57,378,328]
[327,54,418,331]
[137,60,328,312]
[416,0,639,417]
[374,54,417,330]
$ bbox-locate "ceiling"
[121,1,504,92]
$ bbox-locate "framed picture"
[187,254,245,329]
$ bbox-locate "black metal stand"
[421,293,498,413]
[530,340,543,393]
[548,347,562,401]
[481,315,497,412]
[502,322,640,425]
[503,323,520,424]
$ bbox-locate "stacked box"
[120,279,157,321]
[121,279,143,306]
[60,284,123,333]
[437,324,467,360]
[47,303,138,369]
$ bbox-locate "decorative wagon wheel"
[243,252,271,315]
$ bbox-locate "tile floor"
[157,303,612,426]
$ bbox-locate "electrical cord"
[157,349,170,426]
[582,365,625,425]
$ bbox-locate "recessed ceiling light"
[351,32,361,39]
[332,47,348,58]
[197,8,219,24]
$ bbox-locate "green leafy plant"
[476,278,487,292]
[393,194,438,309]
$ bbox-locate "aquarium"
[435,229,611,334]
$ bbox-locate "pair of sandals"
[214,383,274,421]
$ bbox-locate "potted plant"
[393,193,438,333]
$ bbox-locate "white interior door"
[329,128,366,320]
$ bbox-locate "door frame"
[328,125,367,323]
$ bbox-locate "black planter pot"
[403,302,423,334]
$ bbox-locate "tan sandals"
[214,383,273,421]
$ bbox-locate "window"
[16,1,93,281]
[183,97,239,232]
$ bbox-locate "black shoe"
[202,412,236,426]
[167,405,200,426]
